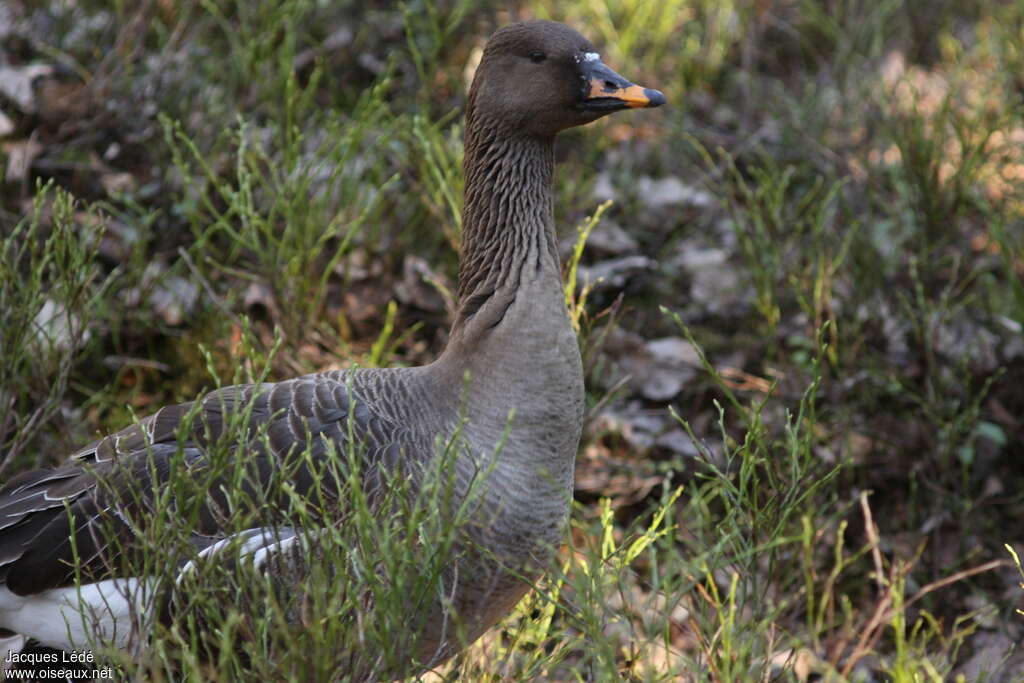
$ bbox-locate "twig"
[102,355,172,372]
[840,561,906,678]
[583,374,631,425]
[177,247,241,325]
[886,558,1009,620]
[859,491,885,592]
[841,558,1008,677]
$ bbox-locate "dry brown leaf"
[3,137,42,182]
[0,110,13,137]
[0,63,53,113]
[100,172,137,195]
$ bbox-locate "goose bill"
[577,60,666,112]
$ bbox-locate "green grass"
[1,0,1022,680]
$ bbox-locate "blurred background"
[0,1,1022,680]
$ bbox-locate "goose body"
[0,20,662,675]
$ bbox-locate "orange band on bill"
[587,78,655,108]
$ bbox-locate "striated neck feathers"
[454,98,560,329]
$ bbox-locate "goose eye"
[528,51,546,63]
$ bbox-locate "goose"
[0,19,663,677]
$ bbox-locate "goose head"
[467,20,665,138]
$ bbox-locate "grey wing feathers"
[0,370,405,596]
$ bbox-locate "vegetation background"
[0,0,1022,680]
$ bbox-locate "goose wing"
[0,370,401,596]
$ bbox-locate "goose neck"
[454,121,558,329]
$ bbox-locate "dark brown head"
[467,20,665,138]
